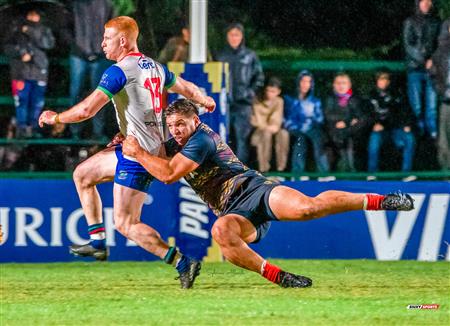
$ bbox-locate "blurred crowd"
[0,0,449,174]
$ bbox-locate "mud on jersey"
[97,53,176,156]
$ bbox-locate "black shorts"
[221,175,279,243]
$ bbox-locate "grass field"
[1,260,449,325]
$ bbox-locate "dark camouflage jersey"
[165,123,261,216]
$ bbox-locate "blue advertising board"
[1,179,449,263]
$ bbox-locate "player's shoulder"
[190,124,218,148]
[119,53,167,77]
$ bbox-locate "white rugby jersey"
[97,52,176,156]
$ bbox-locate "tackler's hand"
[107,132,125,147]
[202,96,216,113]
[38,110,58,128]
[122,135,141,157]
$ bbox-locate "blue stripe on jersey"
[98,65,127,97]
[162,64,176,88]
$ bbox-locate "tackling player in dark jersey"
[122,99,414,288]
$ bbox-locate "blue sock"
[175,255,190,274]
[91,239,106,249]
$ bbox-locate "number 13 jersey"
[97,52,176,156]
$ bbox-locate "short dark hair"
[375,68,391,81]
[334,72,351,81]
[265,76,282,89]
[165,99,199,117]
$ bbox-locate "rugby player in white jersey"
[38,16,215,288]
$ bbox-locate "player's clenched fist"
[39,110,58,127]
[122,135,141,157]
[107,132,125,147]
[202,96,216,113]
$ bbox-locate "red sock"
[262,261,282,284]
[365,194,386,210]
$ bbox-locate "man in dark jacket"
[367,71,416,172]
[323,73,369,172]
[216,23,264,164]
[4,9,55,138]
[431,18,450,169]
[403,0,441,139]
[69,0,114,140]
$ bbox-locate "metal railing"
[1,56,448,180]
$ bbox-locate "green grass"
[1,260,449,325]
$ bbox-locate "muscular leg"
[113,183,170,258]
[113,183,201,288]
[212,214,312,288]
[269,186,365,221]
[73,147,116,225]
[211,214,262,273]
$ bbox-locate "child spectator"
[284,70,329,173]
[250,77,289,172]
[323,73,368,171]
[367,71,416,172]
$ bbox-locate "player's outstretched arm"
[169,76,216,112]
[123,136,199,184]
[39,89,110,127]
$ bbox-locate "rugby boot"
[381,192,414,211]
[176,259,201,289]
[279,271,313,288]
[69,242,109,261]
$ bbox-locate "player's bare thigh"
[268,185,315,221]
[212,214,258,244]
[113,183,147,225]
[73,146,117,185]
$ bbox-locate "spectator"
[323,73,368,172]
[158,24,190,64]
[216,22,264,164]
[367,71,416,173]
[158,24,212,64]
[4,9,55,139]
[431,19,450,170]
[403,0,441,139]
[69,0,114,141]
[250,77,289,172]
[284,70,329,173]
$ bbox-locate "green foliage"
[437,0,450,19]
[1,260,449,325]
[111,0,135,16]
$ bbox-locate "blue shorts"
[222,175,279,243]
[114,145,154,193]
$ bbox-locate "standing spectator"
[431,19,450,170]
[158,24,212,64]
[250,77,289,172]
[4,9,55,138]
[216,23,264,164]
[403,0,441,139]
[69,0,114,141]
[284,70,329,173]
[323,73,368,172]
[158,24,190,64]
[367,71,416,173]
